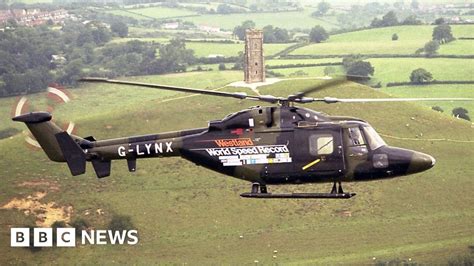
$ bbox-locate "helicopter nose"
[407,152,436,174]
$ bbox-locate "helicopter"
[12,77,473,199]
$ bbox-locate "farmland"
[290,25,474,56]
[186,42,293,57]
[381,84,474,116]
[106,6,198,20]
[106,6,340,31]
[368,58,474,83]
[182,10,339,31]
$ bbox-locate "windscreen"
[363,126,387,150]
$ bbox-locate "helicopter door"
[294,127,345,177]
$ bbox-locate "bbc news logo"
[11,228,139,247]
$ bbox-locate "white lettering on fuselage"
[203,145,292,166]
[117,142,173,157]
[205,145,289,156]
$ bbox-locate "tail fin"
[12,112,87,176]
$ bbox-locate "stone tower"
[244,29,265,83]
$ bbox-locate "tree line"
[0,22,196,97]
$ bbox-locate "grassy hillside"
[290,25,474,56]
[106,7,198,20]
[186,42,293,57]
[0,71,242,133]
[270,65,344,77]
[1,72,473,264]
[103,6,339,31]
[381,84,474,116]
[183,10,339,31]
[369,58,474,83]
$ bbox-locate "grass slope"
[291,25,474,56]
[369,58,474,83]
[1,74,473,264]
[381,84,474,116]
[182,10,339,31]
[186,42,293,57]
[0,71,242,134]
[107,7,197,20]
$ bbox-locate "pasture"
[181,10,339,31]
[381,84,474,116]
[368,58,474,83]
[290,25,474,56]
[186,42,293,57]
[106,7,198,20]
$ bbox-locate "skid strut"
[241,182,356,199]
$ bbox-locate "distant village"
[0,8,73,28]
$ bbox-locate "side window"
[309,134,334,156]
[347,127,368,156]
[348,127,365,146]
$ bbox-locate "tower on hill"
[244,29,265,83]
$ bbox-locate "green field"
[108,7,340,31]
[110,37,170,44]
[438,40,474,55]
[381,84,474,116]
[368,58,474,83]
[271,65,344,77]
[0,71,242,134]
[107,7,198,20]
[183,10,339,31]
[186,42,293,57]
[266,58,343,66]
[1,72,473,264]
[290,25,474,56]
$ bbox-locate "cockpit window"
[348,127,365,146]
[363,126,386,150]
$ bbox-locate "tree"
[434,17,445,25]
[309,25,329,43]
[402,15,422,25]
[233,20,255,41]
[423,40,439,56]
[452,107,470,121]
[371,11,399,27]
[111,21,128,38]
[346,61,374,78]
[218,63,226,70]
[263,25,289,43]
[313,1,330,16]
[381,11,398,26]
[217,4,235,14]
[152,38,195,74]
[411,0,419,9]
[410,68,433,83]
[232,51,244,70]
[392,33,399,41]
[342,54,364,69]
[59,59,84,85]
[432,24,454,43]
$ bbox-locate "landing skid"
[240,182,356,199]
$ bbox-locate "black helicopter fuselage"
[176,105,435,185]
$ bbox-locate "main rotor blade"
[306,97,474,104]
[80,77,262,101]
[289,78,349,100]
